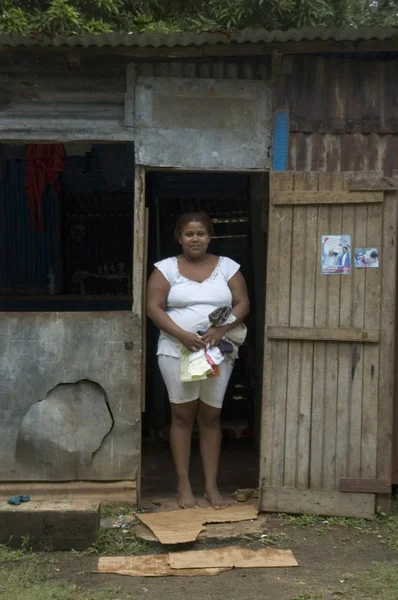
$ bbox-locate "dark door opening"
[141,170,268,502]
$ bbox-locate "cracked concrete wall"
[0,312,141,481]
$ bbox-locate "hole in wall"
[16,379,113,473]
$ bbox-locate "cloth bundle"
[180,345,224,382]
[180,306,247,382]
[208,306,247,359]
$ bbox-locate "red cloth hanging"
[25,144,66,232]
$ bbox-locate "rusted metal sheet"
[288,132,398,175]
[135,76,272,169]
[0,71,128,141]
[0,58,270,141]
[276,55,398,134]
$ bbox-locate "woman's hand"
[178,331,207,352]
[201,326,228,348]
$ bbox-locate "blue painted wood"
[272,109,289,171]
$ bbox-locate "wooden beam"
[339,479,391,494]
[272,190,384,205]
[132,165,146,319]
[349,177,397,191]
[141,207,149,413]
[261,486,375,518]
[267,326,380,343]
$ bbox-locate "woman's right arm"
[147,269,205,351]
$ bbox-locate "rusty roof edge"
[1,27,398,49]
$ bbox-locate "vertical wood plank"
[323,174,343,490]
[348,203,367,479]
[377,187,398,510]
[132,164,146,508]
[284,172,306,488]
[361,202,382,479]
[141,208,149,413]
[286,173,318,489]
[311,173,330,489]
[132,165,146,408]
[311,173,340,490]
[335,174,355,487]
[262,172,293,490]
[298,174,318,489]
[132,165,146,318]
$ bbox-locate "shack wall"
[274,53,398,484]
[0,47,397,489]
[0,52,270,487]
[0,312,141,487]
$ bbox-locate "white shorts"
[158,355,234,409]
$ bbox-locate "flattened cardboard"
[95,555,229,577]
[136,505,258,544]
[169,546,299,569]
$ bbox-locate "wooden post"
[377,183,398,511]
[132,164,146,508]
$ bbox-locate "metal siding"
[0,59,270,141]
[0,71,128,141]
[0,160,58,293]
[135,75,272,170]
[281,55,398,134]
[288,132,398,174]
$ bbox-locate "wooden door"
[260,171,397,518]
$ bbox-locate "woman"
[355,249,366,267]
[147,212,250,510]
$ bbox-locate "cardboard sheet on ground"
[136,505,258,544]
[169,546,299,569]
[95,555,229,577]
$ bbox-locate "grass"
[0,564,134,600]
[0,540,40,564]
[260,532,292,546]
[280,513,368,529]
[280,514,322,527]
[385,515,398,550]
[353,562,398,600]
[100,504,136,519]
[84,527,152,556]
[323,517,365,528]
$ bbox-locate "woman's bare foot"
[177,483,199,509]
[204,487,229,510]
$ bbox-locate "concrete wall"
[0,312,140,481]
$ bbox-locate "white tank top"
[154,256,240,357]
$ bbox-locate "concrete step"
[0,498,100,550]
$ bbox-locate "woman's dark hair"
[174,211,214,242]
[370,250,378,259]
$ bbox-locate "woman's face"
[356,251,364,262]
[179,221,210,259]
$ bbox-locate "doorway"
[141,170,268,502]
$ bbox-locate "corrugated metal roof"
[1,27,398,49]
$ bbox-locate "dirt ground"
[2,508,398,600]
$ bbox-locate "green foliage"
[0,0,398,36]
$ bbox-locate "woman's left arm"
[202,271,250,346]
[227,271,250,325]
